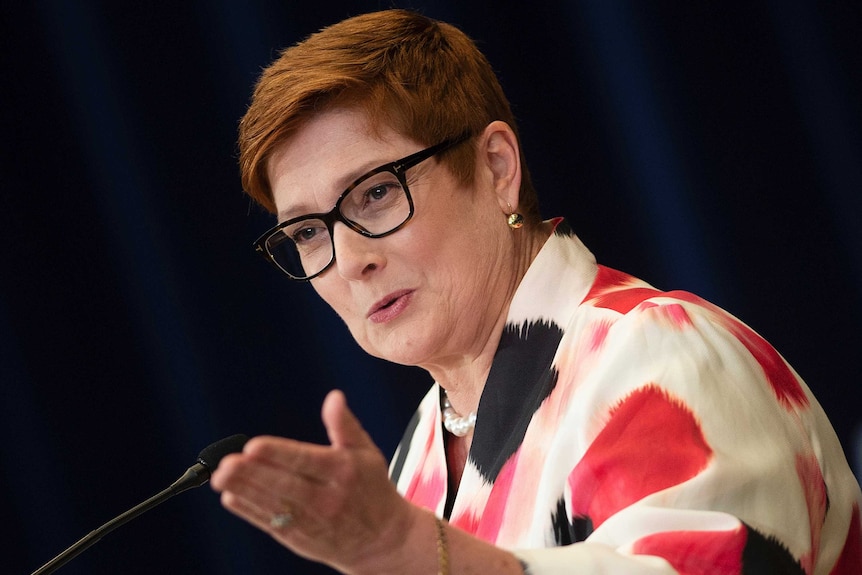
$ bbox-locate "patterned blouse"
[389,219,861,574]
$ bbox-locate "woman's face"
[267,108,515,371]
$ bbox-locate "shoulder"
[581,266,810,410]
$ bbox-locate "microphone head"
[169,434,249,493]
[197,434,249,470]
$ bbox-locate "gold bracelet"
[435,517,450,575]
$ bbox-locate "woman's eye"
[365,184,390,202]
[291,226,321,244]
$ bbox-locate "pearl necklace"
[442,391,477,437]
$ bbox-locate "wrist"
[349,503,434,575]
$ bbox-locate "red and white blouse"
[389,219,861,574]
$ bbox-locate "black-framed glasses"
[253,132,471,281]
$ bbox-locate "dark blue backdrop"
[3,2,860,574]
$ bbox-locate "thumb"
[322,389,374,449]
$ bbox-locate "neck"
[427,221,553,415]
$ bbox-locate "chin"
[360,334,434,367]
[367,346,424,367]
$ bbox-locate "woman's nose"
[331,222,385,280]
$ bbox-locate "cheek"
[311,279,353,319]
[311,280,373,340]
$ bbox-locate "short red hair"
[238,9,538,221]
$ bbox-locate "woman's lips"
[367,289,414,324]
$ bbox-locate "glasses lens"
[267,218,332,279]
[341,170,411,234]
[261,169,413,280]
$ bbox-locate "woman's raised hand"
[210,390,427,575]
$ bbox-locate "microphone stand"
[31,462,210,575]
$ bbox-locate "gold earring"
[507,207,524,229]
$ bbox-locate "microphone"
[30,433,249,575]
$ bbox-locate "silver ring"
[269,512,294,529]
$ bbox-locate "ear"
[478,121,522,214]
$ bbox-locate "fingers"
[213,454,303,523]
[322,389,374,449]
[232,436,342,482]
[220,486,285,534]
[220,486,318,559]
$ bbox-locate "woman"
[210,9,861,574]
